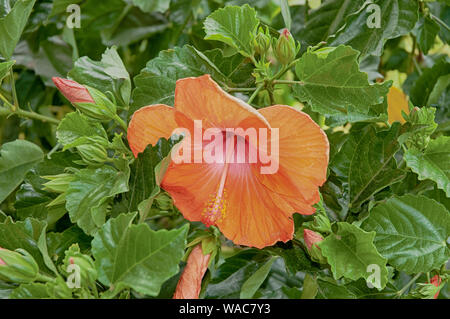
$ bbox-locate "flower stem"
[247,84,265,104]
[273,79,304,85]
[430,13,450,32]
[9,69,18,110]
[113,114,128,131]
[396,272,422,297]
[0,105,60,125]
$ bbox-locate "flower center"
[202,133,235,226]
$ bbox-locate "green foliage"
[0,0,449,301]
[293,45,391,119]
[319,222,388,289]
[362,195,449,274]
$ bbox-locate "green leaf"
[92,213,189,296]
[204,5,259,57]
[0,217,54,274]
[131,0,170,13]
[56,112,107,147]
[68,47,131,106]
[362,195,450,273]
[329,0,419,58]
[332,123,405,209]
[240,256,277,299]
[280,0,292,30]
[294,0,363,48]
[66,166,129,235]
[203,49,255,88]
[293,45,391,117]
[126,139,176,213]
[10,282,51,299]
[205,249,271,299]
[0,0,36,60]
[405,136,450,196]
[131,45,228,114]
[0,140,44,204]
[318,222,388,289]
[0,60,14,85]
[316,278,356,299]
[301,274,319,299]
[50,0,83,17]
[410,58,450,107]
[414,14,440,54]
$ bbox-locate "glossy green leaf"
[410,58,450,107]
[68,47,131,106]
[0,217,55,274]
[56,112,107,147]
[66,166,129,235]
[330,0,419,58]
[414,15,440,54]
[131,0,170,13]
[240,256,276,299]
[204,5,259,57]
[405,136,450,196]
[0,140,43,204]
[293,45,391,117]
[205,250,271,299]
[332,123,405,209]
[362,195,450,273]
[0,60,14,85]
[319,222,388,289]
[294,0,364,48]
[131,45,228,114]
[0,0,36,60]
[92,213,189,296]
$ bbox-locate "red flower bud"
[52,77,95,104]
[173,244,211,299]
[303,229,324,250]
[429,275,442,299]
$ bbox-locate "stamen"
[202,133,234,226]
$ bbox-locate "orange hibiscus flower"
[128,75,329,248]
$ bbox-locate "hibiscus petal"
[174,75,270,132]
[216,162,295,248]
[173,245,211,299]
[257,105,329,205]
[127,104,182,157]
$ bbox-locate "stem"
[396,272,422,297]
[273,79,304,85]
[113,114,128,131]
[226,87,257,93]
[0,105,60,124]
[9,69,18,110]
[430,14,450,32]
[247,84,265,104]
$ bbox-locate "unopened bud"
[429,275,442,299]
[63,244,97,288]
[274,29,299,65]
[74,86,117,121]
[77,143,108,165]
[43,173,75,193]
[303,229,326,264]
[0,247,39,283]
[253,27,271,56]
[52,77,95,104]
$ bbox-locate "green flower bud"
[402,106,437,150]
[74,86,117,121]
[303,229,327,264]
[253,27,271,56]
[274,29,299,65]
[155,192,173,211]
[62,244,97,289]
[77,143,108,165]
[0,248,39,283]
[43,173,75,193]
